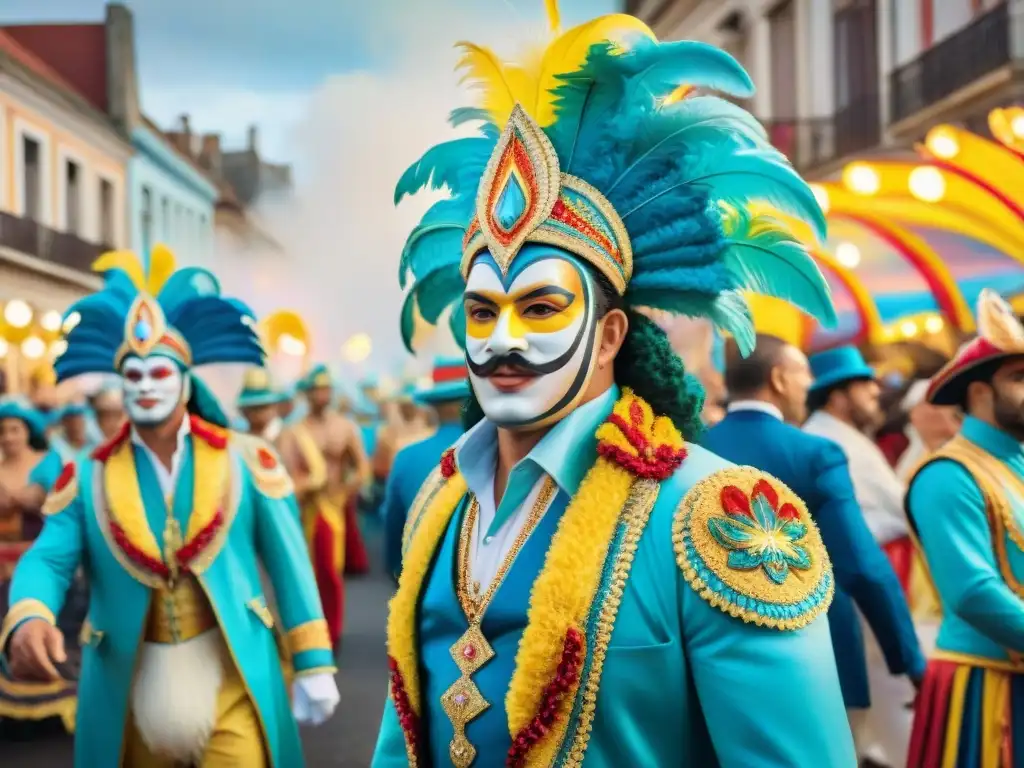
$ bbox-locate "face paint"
[121,354,186,426]
[463,245,601,430]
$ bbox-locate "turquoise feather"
[449,107,499,138]
[400,290,418,353]
[394,136,495,205]
[616,38,755,105]
[720,209,837,327]
[398,197,473,287]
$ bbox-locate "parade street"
[2,556,392,768]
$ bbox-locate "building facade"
[3,4,218,267]
[0,29,131,392]
[630,0,1022,177]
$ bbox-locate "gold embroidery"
[672,467,833,630]
[287,619,331,654]
[564,478,660,765]
[441,624,496,767]
[444,479,556,766]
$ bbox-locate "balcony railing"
[834,93,882,159]
[0,210,111,274]
[889,2,1011,125]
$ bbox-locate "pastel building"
[3,3,217,266]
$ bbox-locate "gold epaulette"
[233,433,294,500]
[672,466,834,631]
[42,463,79,517]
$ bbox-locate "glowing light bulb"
[900,320,918,338]
[343,333,372,364]
[40,310,63,333]
[835,242,861,268]
[4,299,32,329]
[278,333,307,357]
[810,184,830,214]
[21,336,46,359]
[1012,115,1024,140]
[843,163,880,196]
[62,311,81,334]
[908,166,946,203]
[924,316,944,334]
[926,127,960,160]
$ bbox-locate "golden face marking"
[465,260,584,341]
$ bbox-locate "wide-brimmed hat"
[928,289,1024,405]
[414,356,470,405]
[297,363,333,392]
[236,367,288,410]
[808,345,876,393]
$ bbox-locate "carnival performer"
[373,6,855,766]
[0,399,78,732]
[280,364,371,646]
[382,356,470,582]
[906,289,1024,767]
[0,245,339,767]
[372,384,434,486]
[237,367,290,445]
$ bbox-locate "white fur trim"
[131,630,225,763]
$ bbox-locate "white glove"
[291,672,340,726]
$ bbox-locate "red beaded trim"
[597,402,687,481]
[487,137,538,244]
[189,415,229,449]
[176,508,225,566]
[440,448,457,479]
[505,627,584,768]
[550,197,620,264]
[110,521,171,579]
[388,656,420,755]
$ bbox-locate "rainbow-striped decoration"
[908,656,1024,767]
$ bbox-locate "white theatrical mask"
[464,249,601,430]
[121,355,186,426]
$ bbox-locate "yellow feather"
[544,0,561,33]
[258,309,311,352]
[455,41,539,126]
[146,243,177,295]
[91,250,146,291]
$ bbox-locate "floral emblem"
[595,389,686,480]
[709,478,810,585]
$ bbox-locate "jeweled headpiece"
[57,245,264,425]
[396,2,836,353]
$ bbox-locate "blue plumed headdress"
[57,244,265,426]
[396,7,836,354]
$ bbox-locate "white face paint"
[121,355,186,426]
[463,248,601,430]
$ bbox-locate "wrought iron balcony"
[0,210,111,274]
[763,118,836,173]
[889,2,1011,126]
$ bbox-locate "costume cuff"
[287,619,332,656]
[293,665,338,679]
[0,599,55,651]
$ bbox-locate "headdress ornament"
[395,3,835,354]
[57,244,264,426]
[928,289,1024,405]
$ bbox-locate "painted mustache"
[468,351,569,378]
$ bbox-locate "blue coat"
[380,422,464,582]
[0,419,335,767]
[703,408,925,707]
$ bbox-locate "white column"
[749,5,773,117]
[877,0,894,134]
[807,0,833,118]
[794,0,812,119]
[1010,0,1024,59]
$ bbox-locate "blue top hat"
[0,398,49,451]
[236,367,288,410]
[808,345,876,393]
[414,356,470,405]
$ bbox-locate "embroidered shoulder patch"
[672,466,834,630]
[233,434,294,500]
[42,463,79,516]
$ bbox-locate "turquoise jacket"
[372,388,856,767]
[907,416,1024,661]
[0,417,335,768]
[382,421,464,581]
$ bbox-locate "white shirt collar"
[727,399,784,421]
[130,415,191,497]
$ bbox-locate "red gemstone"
[257,447,277,469]
[462,644,476,660]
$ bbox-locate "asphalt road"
[1,538,393,768]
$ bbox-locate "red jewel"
[440,448,457,479]
[256,447,277,469]
[54,463,75,492]
[462,644,476,660]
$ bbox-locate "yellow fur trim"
[672,467,834,630]
[186,436,230,543]
[286,619,332,655]
[233,434,294,500]
[0,599,55,651]
[41,465,78,517]
[594,388,684,458]
[387,472,468,718]
[105,440,163,564]
[402,467,446,555]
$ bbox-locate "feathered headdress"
[396,2,835,353]
[57,244,264,425]
[928,288,1024,405]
